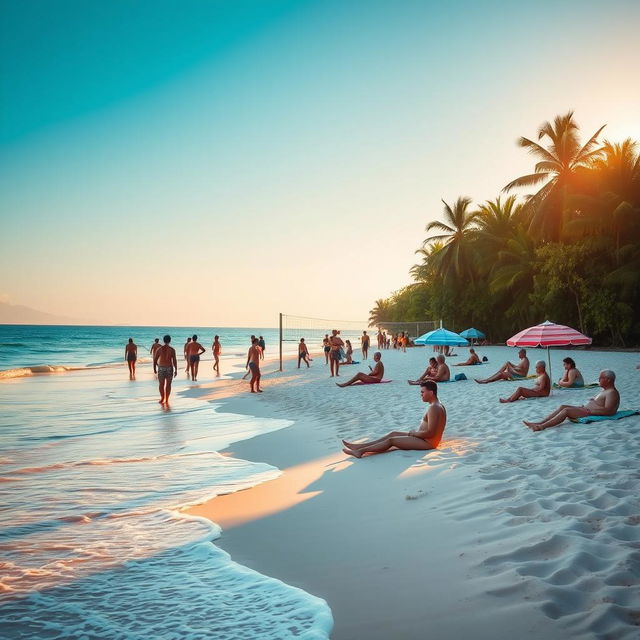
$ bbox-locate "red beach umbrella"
[506,320,592,381]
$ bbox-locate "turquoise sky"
[1,0,639,326]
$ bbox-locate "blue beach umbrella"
[414,327,469,346]
[459,328,485,340]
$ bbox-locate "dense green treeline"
[370,113,640,345]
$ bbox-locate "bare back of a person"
[436,364,450,381]
[156,344,176,367]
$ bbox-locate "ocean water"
[0,326,333,638]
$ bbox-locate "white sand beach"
[186,345,640,639]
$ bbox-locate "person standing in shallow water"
[258,336,266,360]
[125,338,137,379]
[212,335,221,376]
[154,335,177,406]
[150,338,161,358]
[185,334,206,381]
[183,337,192,373]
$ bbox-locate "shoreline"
[185,345,640,639]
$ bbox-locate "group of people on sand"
[341,344,623,460]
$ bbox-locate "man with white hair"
[524,370,619,431]
[500,360,550,403]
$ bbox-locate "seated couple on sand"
[499,360,550,403]
[342,380,446,457]
[408,354,449,384]
[524,370,619,431]
[336,352,384,387]
[476,349,529,383]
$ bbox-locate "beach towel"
[552,382,599,389]
[571,410,639,424]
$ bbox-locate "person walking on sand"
[557,357,584,388]
[258,336,266,359]
[524,370,619,431]
[185,334,206,381]
[125,338,137,379]
[153,335,177,406]
[336,352,384,387]
[476,349,529,384]
[454,348,481,366]
[361,331,370,360]
[298,338,310,368]
[329,329,344,377]
[500,360,550,403]
[342,380,446,457]
[212,335,221,376]
[183,337,192,373]
[377,329,384,349]
[246,338,262,392]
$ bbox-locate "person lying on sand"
[500,360,550,403]
[453,348,481,366]
[476,349,529,384]
[524,370,619,431]
[342,380,446,457]
[336,352,384,387]
[556,357,584,388]
[408,354,449,384]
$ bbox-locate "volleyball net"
[278,314,440,370]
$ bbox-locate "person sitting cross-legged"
[342,380,446,457]
[336,352,384,387]
[499,360,550,403]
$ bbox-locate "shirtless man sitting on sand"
[342,380,446,457]
[476,348,529,384]
[408,354,449,385]
[153,335,177,406]
[336,352,384,387]
[500,360,550,403]
[454,348,481,366]
[524,370,619,431]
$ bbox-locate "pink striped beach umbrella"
[507,320,592,381]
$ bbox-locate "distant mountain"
[0,302,85,325]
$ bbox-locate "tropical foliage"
[370,112,640,346]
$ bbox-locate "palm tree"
[369,299,391,327]
[423,197,478,282]
[503,111,606,241]
[410,241,444,283]
[489,228,538,325]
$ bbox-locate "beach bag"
[454,373,467,381]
